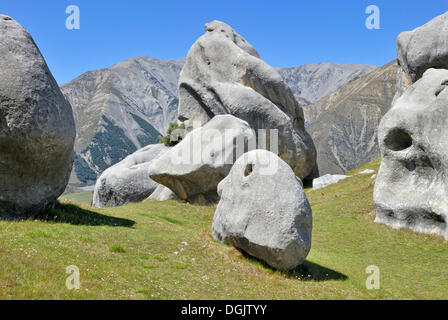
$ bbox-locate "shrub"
[159,122,186,146]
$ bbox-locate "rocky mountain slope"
[61,57,184,184]
[305,61,397,175]
[62,56,377,185]
[277,62,376,104]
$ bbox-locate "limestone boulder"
[212,149,312,271]
[92,144,170,207]
[396,12,448,96]
[177,20,316,179]
[0,15,76,219]
[374,68,448,240]
[148,114,255,204]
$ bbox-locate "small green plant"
[159,122,186,146]
[26,230,51,238]
[109,244,126,253]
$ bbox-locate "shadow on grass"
[39,202,135,227]
[239,249,347,281]
[286,260,348,281]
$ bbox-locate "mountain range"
[61,57,383,185]
[305,61,397,175]
[61,57,183,184]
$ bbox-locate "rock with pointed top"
[177,20,316,179]
[0,15,76,219]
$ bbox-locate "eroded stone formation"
[374,12,448,240]
[148,115,255,204]
[93,144,170,207]
[212,150,312,271]
[0,15,76,219]
[177,20,317,179]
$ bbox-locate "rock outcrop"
[148,115,255,204]
[212,150,312,271]
[177,20,316,179]
[0,15,76,219]
[92,144,170,207]
[374,68,448,240]
[396,11,448,97]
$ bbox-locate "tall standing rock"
[374,68,448,240]
[375,12,448,240]
[0,15,76,219]
[177,20,316,179]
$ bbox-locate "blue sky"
[1,0,447,84]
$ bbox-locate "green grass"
[0,158,447,299]
[61,192,93,205]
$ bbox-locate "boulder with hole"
[374,68,448,240]
[212,149,312,271]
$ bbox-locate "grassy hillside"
[0,158,447,299]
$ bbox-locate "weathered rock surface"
[148,115,255,204]
[148,185,179,201]
[306,61,397,175]
[212,149,312,271]
[397,11,448,94]
[312,174,350,190]
[177,20,316,179]
[374,68,448,240]
[92,144,170,207]
[0,15,76,219]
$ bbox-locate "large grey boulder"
[148,114,255,204]
[374,68,448,240]
[0,15,76,219]
[177,20,316,179]
[396,12,448,97]
[92,144,170,207]
[212,149,312,271]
